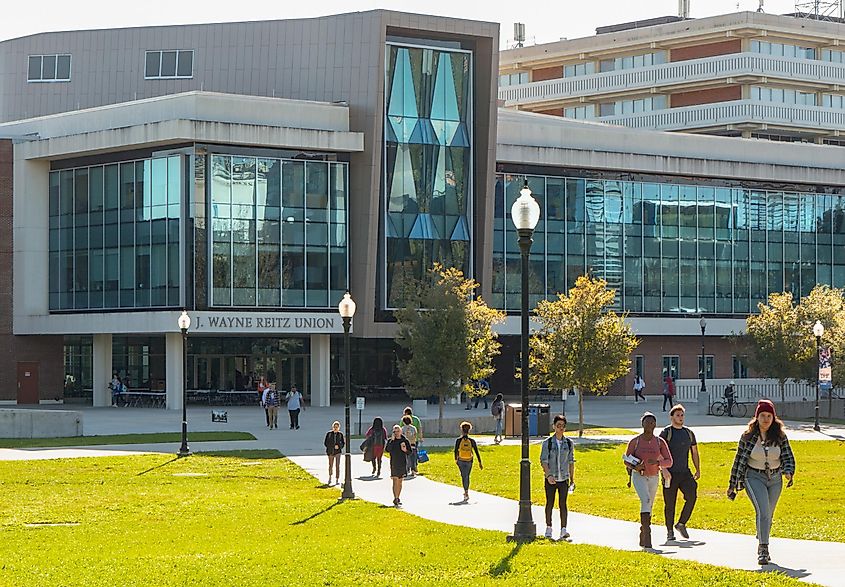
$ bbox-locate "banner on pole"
[819,347,832,390]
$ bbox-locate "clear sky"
[0,0,821,44]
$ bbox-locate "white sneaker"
[544,526,553,539]
[559,528,570,540]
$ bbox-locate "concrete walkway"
[290,453,845,587]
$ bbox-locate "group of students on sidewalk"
[258,377,304,430]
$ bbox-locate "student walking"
[624,412,673,550]
[364,417,388,477]
[401,407,423,473]
[540,414,575,540]
[400,415,418,477]
[633,375,646,402]
[257,376,270,427]
[286,384,304,429]
[386,425,412,506]
[491,393,505,444]
[659,405,700,541]
[727,399,796,566]
[264,386,280,429]
[454,421,483,503]
[324,421,345,486]
[662,374,675,412]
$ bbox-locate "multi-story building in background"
[499,11,845,145]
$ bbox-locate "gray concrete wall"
[776,399,845,421]
[0,409,83,438]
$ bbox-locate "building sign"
[191,312,344,334]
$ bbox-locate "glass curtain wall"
[492,173,845,314]
[49,156,182,311]
[209,154,348,308]
[383,43,473,307]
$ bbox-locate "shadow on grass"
[488,542,522,578]
[289,500,344,526]
[136,456,181,476]
[194,449,284,459]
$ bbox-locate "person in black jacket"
[385,425,412,507]
[324,420,345,486]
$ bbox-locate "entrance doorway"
[190,353,309,395]
[17,362,40,404]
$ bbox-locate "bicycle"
[709,399,747,418]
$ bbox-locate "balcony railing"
[499,52,845,106]
[599,99,845,132]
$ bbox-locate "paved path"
[290,453,845,587]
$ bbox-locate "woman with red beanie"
[727,399,796,566]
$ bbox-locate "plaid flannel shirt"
[728,430,796,492]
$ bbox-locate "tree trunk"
[577,387,584,438]
[438,393,444,434]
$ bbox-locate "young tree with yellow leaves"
[529,275,639,437]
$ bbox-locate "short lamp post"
[338,292,356,500]
[699,317,707,395]
[509,179,540,543]
[813,320,824,432]
[177,310,191,457]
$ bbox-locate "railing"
[673,378,844,404]
[499,52,845,106]
[599,100,845,131]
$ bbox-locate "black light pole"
[177,310,191,457]
[509,179,540,543]
[338,292,357,500]
[699,317,707,395]
[813,320,824,432]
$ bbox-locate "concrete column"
[165,332,184,411]
[92,334,112,407]
[310,334,331,407]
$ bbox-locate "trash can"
[505,403,522,437]
[528,403,551,436]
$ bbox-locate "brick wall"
[671,86,742,108]
[670,40,742,62]
[532,65,563,82]
[0,140,63,402]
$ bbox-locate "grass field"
[420,440,845,542]
[0,431,255,448]
[0,451,816,586]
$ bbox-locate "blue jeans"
[745,468,783,545]
[407,445,418,473]
[495,418,503,438]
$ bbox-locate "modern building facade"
[2,10,845,407]
[499,11,845,145]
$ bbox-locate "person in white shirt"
[286,384,304,430]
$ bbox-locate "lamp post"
[509,179,540,543]
[699,317,707,395]
[177,310,191,457]
[338,292,357,500]
[813,320,824,432]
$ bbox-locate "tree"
[529,275,639,437]
[395,264,504,432]
[795,285,845,390]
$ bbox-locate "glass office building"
[492,172,845,314]
[383,43,473,307]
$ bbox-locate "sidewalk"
[290,453,845,587]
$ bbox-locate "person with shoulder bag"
[727,399,796,566]
[659,405,701,541]
[491,393,505,444]
[633,375,646,403]
[324,420,345,486]
[540,414,575,540]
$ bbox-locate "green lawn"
[0,431,255,448]
[0,452,815,586]
[421,440,845,542]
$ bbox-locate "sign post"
[356,396,365,436]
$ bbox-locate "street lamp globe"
[178,310,191,331]
[813,320,824,338]
[338,292,357,319]
[511,181,541,231]
[699,316,707,331]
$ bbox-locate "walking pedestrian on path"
[624,411,673,550]
[659,405,700,542]
[491,393,505,444]
[540,414,575,540]
[264,385,280,429]
[454,421,483,503]
[324,420,344,486]
[386,425,412,506]
[286,385,304,429]
[363,417,388,477]
[258,376,270,427]
[400,415,418,478]
[727,399,796,567]
[401,407,423,473]
[633,375,646,402]
[662,374,675,412]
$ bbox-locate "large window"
[49,156,183,311]
[492,172,845,314]
[751,40,815,60]
[28,54,71,82]
[751,86,817,106]
[599,51,666,73]
[145,50,194,79]
[208,154,348,308]
[383,43,473,308]
[498,71,528,86]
